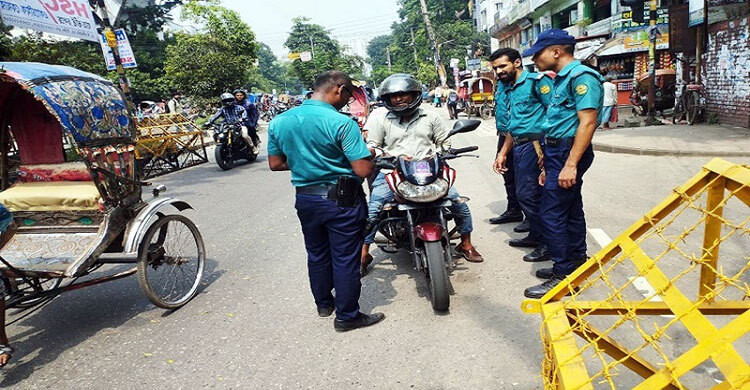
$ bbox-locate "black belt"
[296,184,335,196]
[513,133,543,145]
[545,137,575,147]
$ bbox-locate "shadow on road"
[0,258,223,386]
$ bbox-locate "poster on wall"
[99,29,137,71]
[688,0,705,27]
[0,0,100,42]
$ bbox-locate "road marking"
[588,228,674,318]
[588,228,612,248]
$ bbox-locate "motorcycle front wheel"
[214,144,234,170]
[424,241,450,311]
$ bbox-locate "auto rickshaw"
[459,77,494,120]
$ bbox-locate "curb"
[592,142,750,158]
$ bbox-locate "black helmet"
[220,92,235,107]
[379,73,423,117]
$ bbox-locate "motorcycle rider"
[205,93,255,152]
[361,73,484,276]
[234,89,261,147]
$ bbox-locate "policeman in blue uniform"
[521,30,603,298]
[268,70,386,332]
[489,64,525,229]
[490,48,553,262]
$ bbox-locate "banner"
[0,0,99,42]
[688,0,705,27]
[99,28,137,70]
[624,30,670,51]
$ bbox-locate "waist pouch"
[328,176,363,207]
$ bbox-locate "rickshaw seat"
[0,181,101,212]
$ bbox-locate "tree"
[164,1,257,100]
[6,34,104,75]
[284,17,365,88]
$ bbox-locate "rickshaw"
[0,62,205,312]
[629,68,676,116]
[458,77,494,120]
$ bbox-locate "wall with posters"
[703,16,750,128]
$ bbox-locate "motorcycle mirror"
[448,119,481,138]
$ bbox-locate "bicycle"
[672,82,707,125]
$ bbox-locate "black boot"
[490,209,523,224]
[524,275,568,299]
[334,312,386,332]
[509,235,540,248]
[514,219,530,233]
[523,244,550,262]
[536,258,587,280]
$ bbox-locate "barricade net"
[522,158,750,389]
[135,113,207,178]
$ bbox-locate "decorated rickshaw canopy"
[0,62,135,146]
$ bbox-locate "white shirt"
[603,82,617,107]
[365,107,451,160]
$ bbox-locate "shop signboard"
[688,0,705,26]
[612,7,669,32]
[623,29,670,52]
[539,15,552,31]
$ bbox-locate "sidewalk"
[592,123,750,157]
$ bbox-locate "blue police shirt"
[494,82,511,134]
[507,71,553,137]
[541,61,604,139]
[268,100,371,187]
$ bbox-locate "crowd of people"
[266,28,605,332]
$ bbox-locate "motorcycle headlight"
[397,179,449,203]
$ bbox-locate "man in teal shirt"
[268,70,385,332]
[490,48,553,263]
[490,64,525,228]
[521,29,603,298]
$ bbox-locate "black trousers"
[498,134,520,212]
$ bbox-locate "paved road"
[3,105,747,389]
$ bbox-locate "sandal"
[0,344,14,368]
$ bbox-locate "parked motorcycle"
[208,121,259,170]
[371,119,481,312]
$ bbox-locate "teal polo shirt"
[507,71,553,137]
[494,82,511,134]
[541,60,604,139]
[267,99,371,187]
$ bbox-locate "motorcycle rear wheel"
[214,145,234,170]
[424,241,450,311]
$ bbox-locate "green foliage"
[366,0,490,87]
[164,1,258,100]
[5,34,105,75]
[285,17,365,88]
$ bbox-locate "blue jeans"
[513,142,544,242]
[540,144,595,276]
[295,194,366,321]
[364,173,473,244]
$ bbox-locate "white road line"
[587,228,613,248]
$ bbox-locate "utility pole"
[410,28,419,65]
[646,0,658,124]
[310,36,315,59]
[386,47,392,73]
[418,0,447,86]
[96,0,133,105]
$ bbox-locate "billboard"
[0,0,99,42]
[689,0,705,27]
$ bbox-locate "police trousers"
[513,142,543,242]
[539,143,594,276]
[295,194,366,321]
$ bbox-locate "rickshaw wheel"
[686,90,700,125]
[479,105,492,120]
[12,278,62,309]
[137,214,205,310]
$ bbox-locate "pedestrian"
[521,29,603,298]
[489,47,553,263]
[489,53,525,230]
[167,91,183,114]
[267,70,385,332]
[600,75,618,129]
[361,73,484,272]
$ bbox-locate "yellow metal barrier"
[135,113,208,178]
[523,158,750,389]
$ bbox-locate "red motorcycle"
[372,120,480,311]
